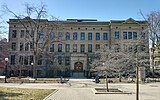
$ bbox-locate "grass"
[0,87,54,100]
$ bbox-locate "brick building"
[8,18,149,78]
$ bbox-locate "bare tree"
[2,2,64,78]
[140,10,160,74]
[91,36,149,92]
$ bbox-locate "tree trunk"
[106,73,109,92]
[136,66,139,100]
[119,72,121,82]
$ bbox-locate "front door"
[74,62,83,72]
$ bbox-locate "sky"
[0,0,160,21]
[0,0,160,38]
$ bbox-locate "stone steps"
[71,72,86,79]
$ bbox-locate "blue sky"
[0,0,160,21]
[0,0,160,39]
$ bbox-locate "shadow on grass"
[0,91,23,100]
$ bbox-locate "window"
[96,33,100,40]
[38,60,42,65]
[128,45,132,52]
[31,30,34,38]
[50,44,54,52]
[20,30,24,38]
[88,44,92,52]
[26,30,29,38]
[141,45,145,51]
[88,33,92,40]
[115,32,119,39]
[58,32,63,40]
[128,32,132,39]
[38,55,42,65]
[11,55,15,65]
[80,44,85,53]
[134,43,137,53]
[20,43,23,51]
[141,32,145,39]
[65,44,70,52]
[73,32,77,40]
[115,44,120,52]
[12,30,17,38]
[65,56,70,65]
[25,42,29,51]
[38,32,43,39]
[133,32,137,40]
[123,32,127,39]
[96,44,100,50]
[103,33,108,40]
[29,56,33,65]
[123,44,127,52]
[30,42,33,50]
[12,42,16,50]
[81,32,85,40]
[66,32,70,40]
[104,44,108,49]
[73,44,77,52]
[19,56,23,65]
[24,56,28,65]
[58,56,62,65]
[58,44,62,52]
[38,43,42,48]
[50,32,54,40]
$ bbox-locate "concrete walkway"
[45,88,135,100]
[44,79,160,100]
[0,79,160,100]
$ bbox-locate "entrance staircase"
[72,72,86,79]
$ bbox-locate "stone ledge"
[92,88,132,94]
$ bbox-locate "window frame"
[103,33,108,40]
[115,32,119,39]
[81,32,85,40]
[128,32,132,39]
[73,32,78,40]
[88,32,92,40]
[96,33,100,40]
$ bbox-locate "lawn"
[0,87,54,100]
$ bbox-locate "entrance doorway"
[74,62,83,72]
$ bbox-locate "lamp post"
[4,58,8,83]
[31,62,34,78]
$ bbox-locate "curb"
[43,89,58,100]
[92,88,132,94]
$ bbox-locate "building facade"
[8,18,149,78]
[0,39,9,75]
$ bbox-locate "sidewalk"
[44,81,160,100]
[0,80,160,100]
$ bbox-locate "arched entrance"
[74,62,83,72]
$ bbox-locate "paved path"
[0,79,160,100]
[45,88,135,100]
[44,79,160,100]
